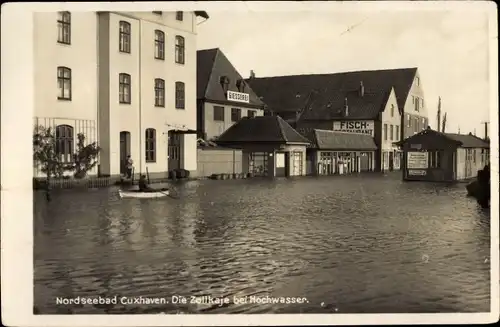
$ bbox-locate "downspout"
[138,18,142,176]
[96,13,100,176]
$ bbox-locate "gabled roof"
[395,128,490,149]
[246,68,418,119]
[197,48,265,108]
[216,116,310,145]
[298,128,378,150]
[444,133,490,148]
[299,89,392,121]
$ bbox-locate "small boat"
[118,188,170,199]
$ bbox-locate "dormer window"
[220,76,230,91]
[236,79,246,92]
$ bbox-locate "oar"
[164,187,180,199]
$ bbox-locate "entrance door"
[360,153,369,171]
[275,152,286,177]
[389,151,394,171]
[119,131,131,175]
[168,131,182,171]
[292,151,303,176]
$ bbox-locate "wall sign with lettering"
[407,151,428,169]
[227,91,250,104]
[408,169,427,176]
[333,120,374,135]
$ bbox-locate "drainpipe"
[96,13,100,176]
[138,18,142,176]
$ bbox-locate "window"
[213,106,224,121]
[422,99,424,108]
[248,110,256,118]
[176,11,183,21]
[119,21,131,53]
[231,108,241,122]
[412,96,415,104]
[407,114,411,127]
[390,104,395,117]
[249,152,269,176]
[175,35,185,64]
[57,11,71,44]
[429,151,442,168]
[154,78,165,107]
[236,79,246,92]
[55,125,74,163]
[119,73,131,104]
[383,124,388,141]
[175,81,185,109]
[390,125,394,141]
[414,97,420,112]
[145,128,156,162]
[395,126,399,141]
[154,30,165,60]
[57,67,72,100]
[416,77,420,86]
[152,11,162,15]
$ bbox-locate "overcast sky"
[197,6,494,136]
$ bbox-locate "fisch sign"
[333,120,374,135]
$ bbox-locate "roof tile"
[216,116,310,144]
[246,68,418,120]
[197,48,265,108]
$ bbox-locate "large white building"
[33,10,209,179]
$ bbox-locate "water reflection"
[34,175,490,314]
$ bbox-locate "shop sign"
[408,169,427,176]
[407,151,428,169]
[227,91,250,103]
[333,120,374,135]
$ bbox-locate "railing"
[33,177,114,190]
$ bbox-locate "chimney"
[344,97,349,117]
[359,81,364,97]
[250,70,255,79]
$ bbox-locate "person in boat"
[138,175,154,192]
[126,155,134,179]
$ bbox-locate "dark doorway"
[275,152,287,177]
[389,151,394,171]
[168,131,182,171]
[119,131,131,175]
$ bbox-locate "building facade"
[216,116,309,177]
[33,11,208,179]
[246,68,428,172]
[396,127,490,182]
[197,48,266,141]
[298,129,378,175]
[33,11,99,177]
[400,71,429,139]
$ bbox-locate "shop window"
[249,152,268,176]
[429,151,442,168]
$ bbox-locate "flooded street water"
[33,173,491,314]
